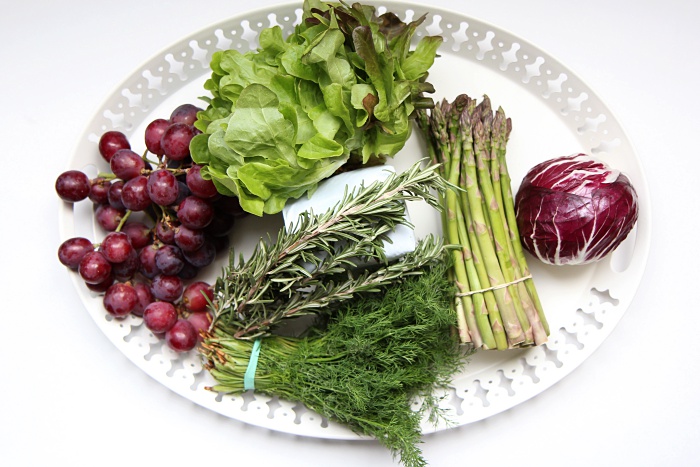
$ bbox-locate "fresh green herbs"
[417,95,549,349]
[190,0,442,216]
[203,261,470,467]
[210,161,446,339]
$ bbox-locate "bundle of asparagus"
[417,94,549,350]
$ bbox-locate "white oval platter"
[58,1,652,439]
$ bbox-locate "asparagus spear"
[492,109,550,340]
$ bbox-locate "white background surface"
[2,1,698,466]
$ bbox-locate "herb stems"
[417,94,548,349]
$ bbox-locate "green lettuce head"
[191,0,442,216]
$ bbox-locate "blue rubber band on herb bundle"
[243,339,262,391]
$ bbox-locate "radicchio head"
[515,153,639,265]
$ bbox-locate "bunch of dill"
[203,260,470,467]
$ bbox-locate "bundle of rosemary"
[203,261,469,467]
[209,161,447,339]
[417,95,549,350]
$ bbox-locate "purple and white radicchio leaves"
[515,153,639,265]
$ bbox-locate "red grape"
[177,196,214,229]
[138,244,160,279]
[107,180,126,210]
[99,232,134,263]
[186,165,218,199]
[147,169,179,206]
[144,118,170,156]
[131,281,153,317]
[121,175,151,211]
[95,204,126,231]
[79,251,112,284]
[88,177,111,205]
[98,131,130,162]
[56,170,91,202]
[111,149,146,181]
[155,219,177,244]
[151,274,183,302]
[112,250,140,281]
[121,221,152,249]
[182,239,216,268]
[166,319,198,352]
[58,237,95,269]
[143,301,178,333]
[169,104,201,126]
[182,281,213,312]
[155,244,185,275]
[174,225,206,252]
[161,123,195,161]
[187,311,212,343]
[103,282,138,317]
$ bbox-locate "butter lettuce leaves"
[192,0,441,216]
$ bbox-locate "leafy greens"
[191,0,442,216]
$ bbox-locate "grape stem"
[115,210,132,232]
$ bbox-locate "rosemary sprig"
[211,161,448,339]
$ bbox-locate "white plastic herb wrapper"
[282,165,417,267]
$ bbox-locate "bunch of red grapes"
[56,103,246,352]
